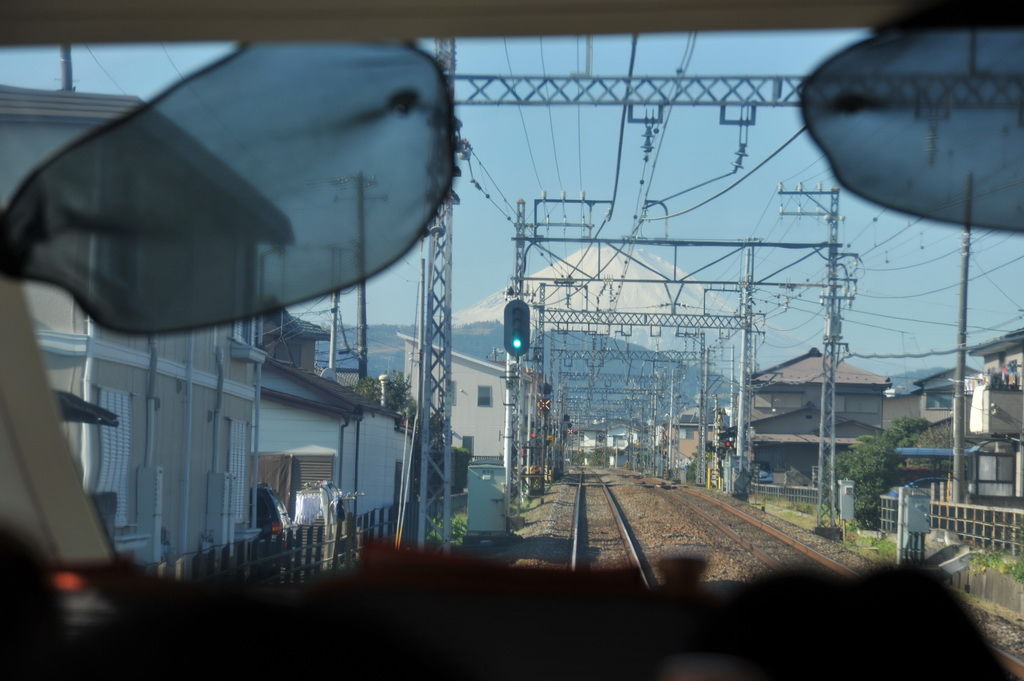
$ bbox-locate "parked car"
[752,461,773,484]
[256,484,294,539]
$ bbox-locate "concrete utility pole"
[734,244,755,492]
[953,176,972,503]
[668,365,675,476]
[730,346,737,428]
[356,283,368,379]
[328,291,339,370]
[698,338,709,486]
[503,353,515,520]
[60,45,73,91]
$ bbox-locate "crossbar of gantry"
[518,237,829,307]
[454,74,803,106]
[803,74,1024,109]
[544,309,748,331]
[556,372,661,383]
[550,348,701,363]
[456,73,1024,109]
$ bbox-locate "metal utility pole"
[953,177,973,503]
[417,38,456,549]
[780,184,847,528]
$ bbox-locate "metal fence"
[357,505,396,542]
[877,494,1024,555]
[931,501,1024,556]
[149,506,395,582]
[749,483,818,507]
[880,495,898,533]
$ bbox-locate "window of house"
[232,316,259,345]
[462,435,474,453]
[926,393,953,410]
[976,452,1015,496]
[97,388,133,528]
[756,393,802,410]
[228,420,248,523]
[839,395,878,413]
[477,385,492,407]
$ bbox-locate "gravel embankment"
[604,476,769,590]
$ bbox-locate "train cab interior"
[0,0,1019,679]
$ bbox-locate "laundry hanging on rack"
[294,488,324,524]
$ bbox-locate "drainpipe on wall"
[80,315,96,490]
[335,415,349,489]
[211,346,225,472]
[250,362,262,531]
[205,345,226,545]
[353,408,364,516]
[180,333,195,554]
[144,335,158,468]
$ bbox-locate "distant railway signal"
[503,300,530,357]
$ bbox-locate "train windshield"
[1,29,1023,672]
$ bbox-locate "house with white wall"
[3,85,266,563]
[260,359,406,517]
[402,333,510,458]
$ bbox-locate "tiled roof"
[282,311,330,339]
[912,366,979,389]
[970,328,1024,356]
[753,348,889,386]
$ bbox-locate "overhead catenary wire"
[504,38,545,196]
[83,44,128,94]
[539,37,565,200]
[640,126,806,222]
[859,251,1024,300]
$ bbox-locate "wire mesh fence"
[749,483,818,507]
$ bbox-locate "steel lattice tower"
[417,38,456,548]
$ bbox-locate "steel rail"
[675,486,858,577]
[658,480,1024,678]
[661,488,787,572]
[599,480,654,589]
[993,650,1024,680]
[570,472,584,572]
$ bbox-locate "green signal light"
[512,338,522,349]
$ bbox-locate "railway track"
[665,485,857,577]
[570,471,656,588]
[624,472,1024,679]
[549,469,1024,677]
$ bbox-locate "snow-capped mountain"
[455,245,735,346]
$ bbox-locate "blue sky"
[3,32,1022,383]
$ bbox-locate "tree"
[835,417,929,529]
[915,420,953,450]
[354,371,416,423]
